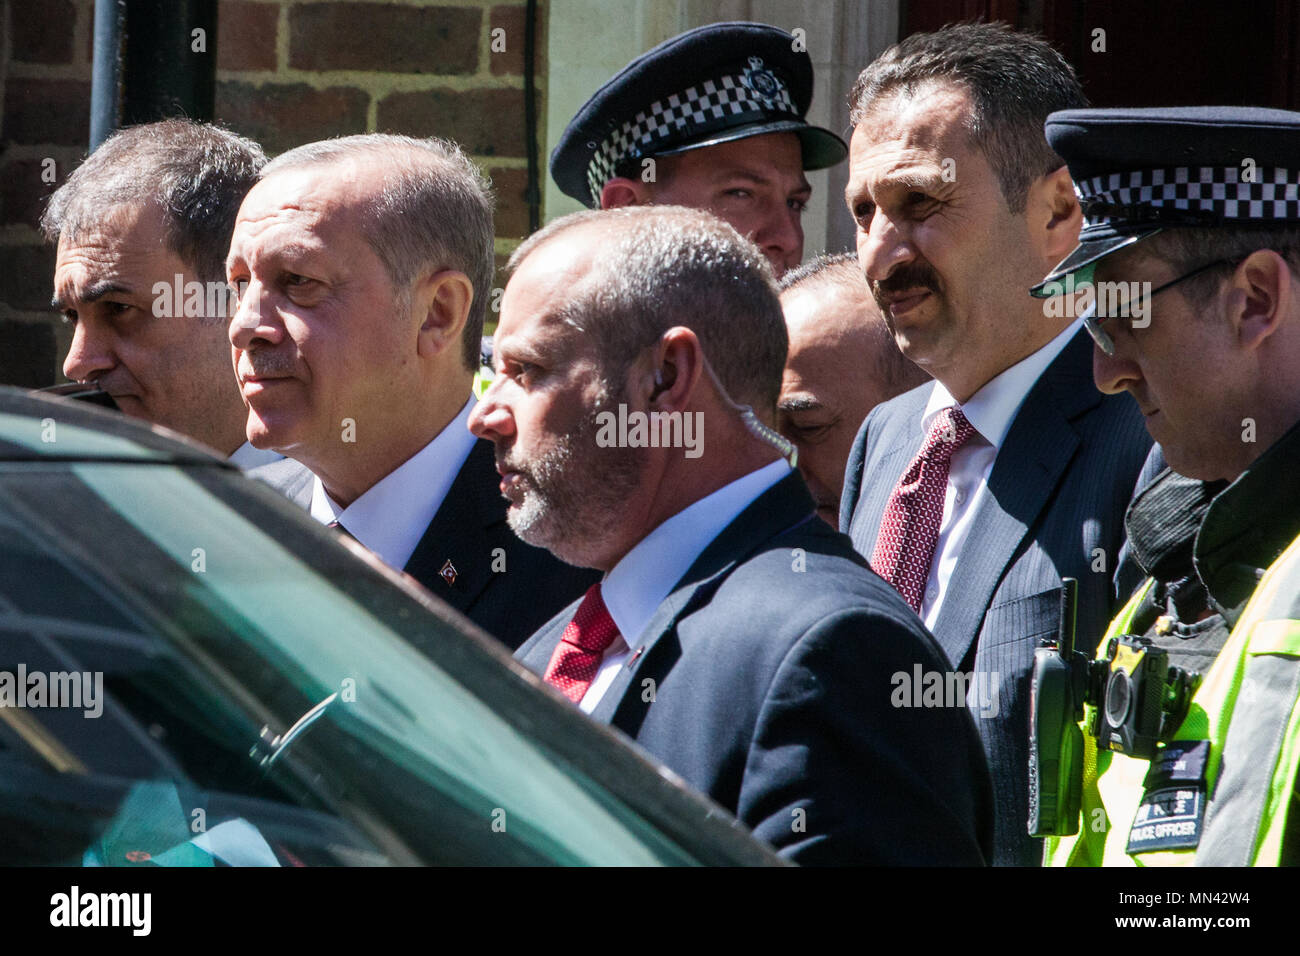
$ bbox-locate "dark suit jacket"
[250,439,598,650]
[517,471,994,866]
[840,329,1152,866]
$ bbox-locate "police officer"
[550,21,846,278]
[1030,106,1300,866]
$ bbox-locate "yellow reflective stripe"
[1247,620,1300,658]
[1045,579,1154,866]
[1252,656,1300,863]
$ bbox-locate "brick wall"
[0,0,546,387]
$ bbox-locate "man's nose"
[229,280,283,350]
[468,380,516,441]
[755,204,804,276]
[1092,336,1141,396]
[857,212,913,283]
[62,318,114,383]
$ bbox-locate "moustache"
[871,263,942,305]
[240,350,297,378]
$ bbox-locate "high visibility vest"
[1044,531,1300,866]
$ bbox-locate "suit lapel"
[930,330,1101,667]
[592,473,817,731]
[404,439,501,615]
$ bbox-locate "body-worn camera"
[1027,578,1200,837]
[1090,634,1199,758]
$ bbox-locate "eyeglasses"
[1081,258,1233,357]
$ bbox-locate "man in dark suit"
[228,134,595,649]
[839,24,1152,864]
[469,204,993,865]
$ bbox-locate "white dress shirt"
[308,398,478,571]
[576,458,791,714]
[919,320,1082,630]
[228,441,283,471]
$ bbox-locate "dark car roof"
[0,384,782,865]
[0,387,232,465]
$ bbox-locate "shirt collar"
[923,319,1082,448]
[309,397,478,569]
[601,459,791,647]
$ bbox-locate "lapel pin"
[626,645,646,667]
[439,559,458,586]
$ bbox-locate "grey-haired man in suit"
[229,134,596,649]
[470,204,993,865]
[840,23,1152,864]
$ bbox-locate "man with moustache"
[470,204,993,865]
[229,134,596,649]
[777,252,929,526]
[549,21,846,278]
[44,119,278,468]
[839,23,1152,865]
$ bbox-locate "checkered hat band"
[586,72,799,204]
[1076,166,1300,228]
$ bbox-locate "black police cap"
[551,21,848,208]
[1033,106,1300,295]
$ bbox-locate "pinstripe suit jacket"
[840,329,1152,865]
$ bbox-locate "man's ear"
[1029,165,1083,268]
[1229,249,1291,351]
[601,176,653,209]
[414,270,474,359]
[639,326,703,412]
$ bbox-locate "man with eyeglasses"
[1032,106,1300,866]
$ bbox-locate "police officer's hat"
[1032,106,1300,295]
[551,21,848,208]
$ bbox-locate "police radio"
[1027,578,1201,837]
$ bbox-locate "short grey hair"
[41,118,265,285]
[849,22,1087,214]
[779,250,929,396]
[261,134,495,371]
[1136,226,1300,308]
[509,206,788,411]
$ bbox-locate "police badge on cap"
[551,21,848,208]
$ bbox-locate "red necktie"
[543,584,621,703]
[870,406,977,612]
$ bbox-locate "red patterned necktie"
[543,584,621,703]
[870,406,977,612]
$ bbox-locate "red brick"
[3,79,91,146]
[290,3,480,74]
[0,318,59,388]
[0,245,58,312]
[11,0,77,64]
[489,5,523,76]
[378,88,525,157]
[215,81,369,155]
[489,166,535,239]
[217,0,279,72]
[0,158,66,231]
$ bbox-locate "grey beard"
[504,387,646,567]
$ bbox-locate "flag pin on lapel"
[439,559,458,586]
